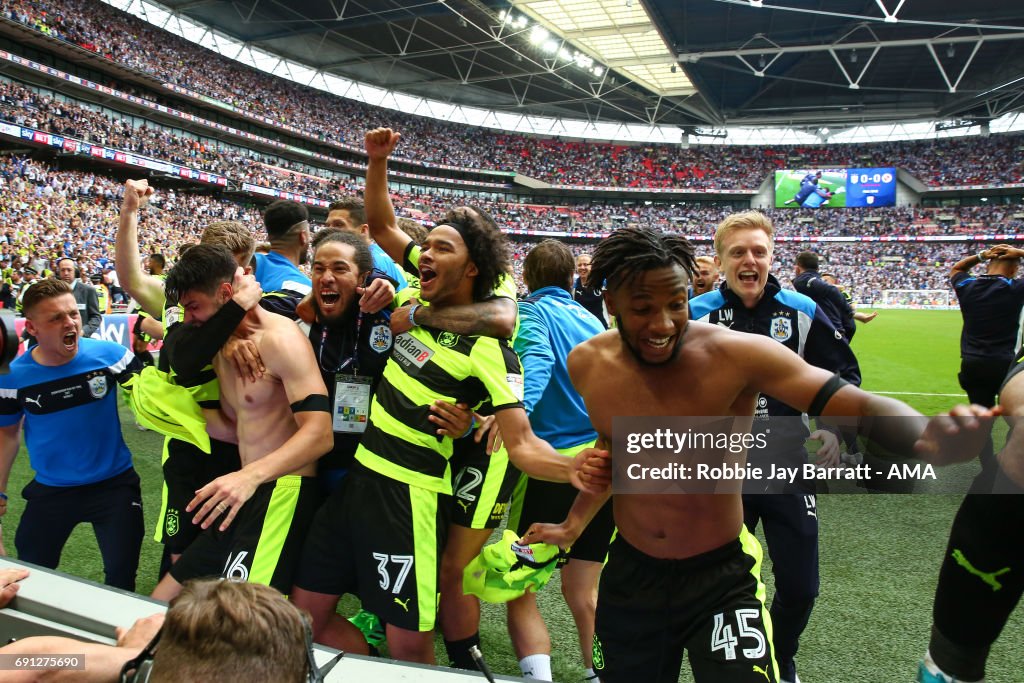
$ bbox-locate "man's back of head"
[264,201,310,244]
[524,239,574,293]
[200,221,256,268]
[987,254,1021,278]
[796,250,820,273]
[150,580,308,683]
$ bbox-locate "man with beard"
[253,200,312,296]
[116,180,257,576]
[288,228,472,652]
[524,226,992,683]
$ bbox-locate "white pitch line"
[871,391,966,397]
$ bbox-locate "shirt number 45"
[372,553,414,593]
[710,609,767,661]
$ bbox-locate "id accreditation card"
[333,374,371,433]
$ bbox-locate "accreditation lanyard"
[319,313,372,434]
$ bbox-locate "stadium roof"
[145,0,1024,132]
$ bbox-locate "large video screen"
[774,168,896,208]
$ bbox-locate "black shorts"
[170,475,320,594]
[508,472,614,564]
[593,529,778,683]
[293,463,449,631]
[156,436,241,553]
[449,436,518,529]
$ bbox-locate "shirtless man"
[526,227,992,683]
[151,245,331,601]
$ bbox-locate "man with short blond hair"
[692,211,860,683]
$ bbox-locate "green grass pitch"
[2,309,1022,681]
[775,170,848,208]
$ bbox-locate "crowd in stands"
[0,157,1004,310]
[3,0,1024,191]
[0,79,365,199]
[0,156,260,286]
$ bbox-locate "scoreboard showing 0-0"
[774,167,897,208]
[845,167,896,207]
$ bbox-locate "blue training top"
[253,251,312,295]
[370,242,408,292]
[0,338,140,486]
[514,286,603,448]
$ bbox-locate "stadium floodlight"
[593,65,605,76]
[529,25,548,44]
[558,47,573,61]
[542,39,558,54]
[514,15,528,28]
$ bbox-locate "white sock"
[584,666,598,680]
[923,650,985,683]
[519,654,553,681]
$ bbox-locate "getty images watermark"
[610,416,1005,495]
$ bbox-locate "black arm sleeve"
[167,299,247,383]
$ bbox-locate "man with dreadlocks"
[524,226,986,683]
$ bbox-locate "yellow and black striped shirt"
[356,245,524,494]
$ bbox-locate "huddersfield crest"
[770,316,792,342]
[438,331,460,348]
[87,375,108,399]
[370,324,392,354]
[165,509,179,537]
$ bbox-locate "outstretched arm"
[740,333,996,462]
[0,612,164,683]
[496,408,610,491]
[116,179,166,318]
[994,370,1024,488]
[363,128,413,265]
